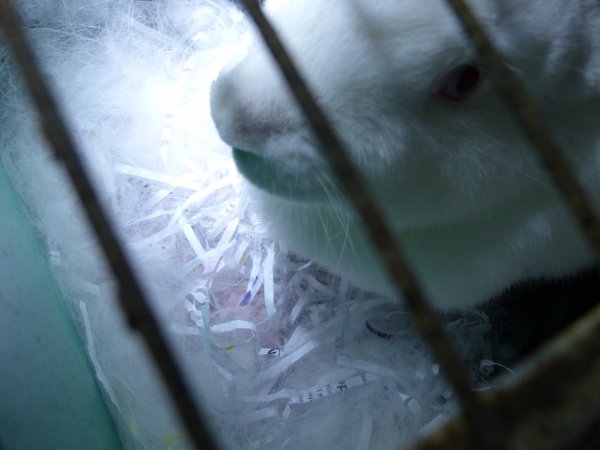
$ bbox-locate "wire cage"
[0,0,599,449]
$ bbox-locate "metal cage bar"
[0,1,217,448]
[443,0,600,255]
[236,1,502,449]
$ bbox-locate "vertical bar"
[0,2,217,449]
[236,1,504,448]
[443,0,600,256]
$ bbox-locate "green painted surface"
[0,163,122,450]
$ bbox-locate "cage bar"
[443,0,600,255]
[0,1,217,448]
[235,1,502,448]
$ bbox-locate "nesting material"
[0,1,497,448]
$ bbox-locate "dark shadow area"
[482,266,600,367]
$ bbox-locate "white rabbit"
[210,0,600,310]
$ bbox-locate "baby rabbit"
[210,0,600,310]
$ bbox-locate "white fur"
[211,0,600,309]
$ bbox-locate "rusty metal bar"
[235,1,504,448]
[0,2,217,449]
[443,0,600,256]
[407,301,600,450]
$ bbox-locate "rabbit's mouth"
[233,147,334,203]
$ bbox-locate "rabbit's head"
[210,0,600,308]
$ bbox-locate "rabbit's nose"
[209,67,241,144]
[210,65,275,153]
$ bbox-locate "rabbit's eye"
[438,64,483,101]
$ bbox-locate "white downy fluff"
[0,1,544,449]
[211,0,600,310]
